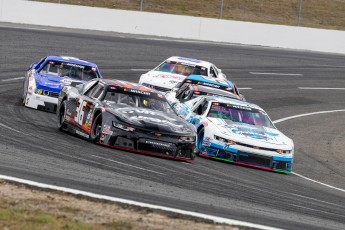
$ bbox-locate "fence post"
[220,0,224,19]
[298,0,303,26]
[140,0,144,11]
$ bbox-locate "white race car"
[139,56,227,92]
[173,96,294,173]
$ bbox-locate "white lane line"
[273,109,345,124]
[273,109,345,193]
[131,69,150,71]
[249,72,303,76]
[0,25,50,31]
[291,172,345,193]
[299,87,345,90]
[0,123,29,135]
[91,155,165,175]
[238,87,252,90]
[0,175,281,230]
[1,77,24,82]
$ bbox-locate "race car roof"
[205,95,263,111]
[192,84,240,100]
[100,79,159,93]
[46,55,98,68]
[185,75,234,88]
[167,56,213,68]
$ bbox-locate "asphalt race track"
[0,23,345,230]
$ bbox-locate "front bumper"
[99,126,196,161]
[201,142,293,173]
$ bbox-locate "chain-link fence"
[32,0,345,30]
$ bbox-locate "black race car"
[56,79,197,161]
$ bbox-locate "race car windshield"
[208,103,274,128]
[155,61,208,76]
[104,88,175,114]
[39,61,99,81]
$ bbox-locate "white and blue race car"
[173,95,294,173]
[139,56,228,92]
[23,55,102,112]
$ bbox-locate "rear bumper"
[202,142,293,173]
[24,92,58,113]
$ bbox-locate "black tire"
[190,151,196,160]
[57,100,67,131]
[22,83,28,105]
[196,127,205,155]
[90,113,102,143]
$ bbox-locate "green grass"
[33,0,345,30]
[0,198,134,230]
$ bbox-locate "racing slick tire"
[190,151,196,160]
[196,127,205,155]
[90,113,102,143]
[57,100,67,131]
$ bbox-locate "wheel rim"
[95,123,101,137]
[93,118,102,138]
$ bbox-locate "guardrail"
[1,0,345,54]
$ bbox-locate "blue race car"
[22,55,102,112]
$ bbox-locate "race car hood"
[142,71,186,89]
[106,105,194,135]
[35,73,83,92]
[207,117,293,148]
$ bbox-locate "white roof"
[205,96,264,111]
[167,56,213,68]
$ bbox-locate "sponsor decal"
[154,74,185,80]
[202,141,211,146]
[231,104,252,111]
[123,109,157,116]
[65,63,85,69]
[102,125,113,135]
[231,127,276,141]
[60,79,73,85]
[145,140,172,148]
[177,57,201,63]
[125,89,151,96]
[202,82,221,88]
[76,130,89,138]
[131,116,179,126]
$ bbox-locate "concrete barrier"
[1,0,345,54]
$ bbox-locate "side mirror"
[218,69,222,73]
